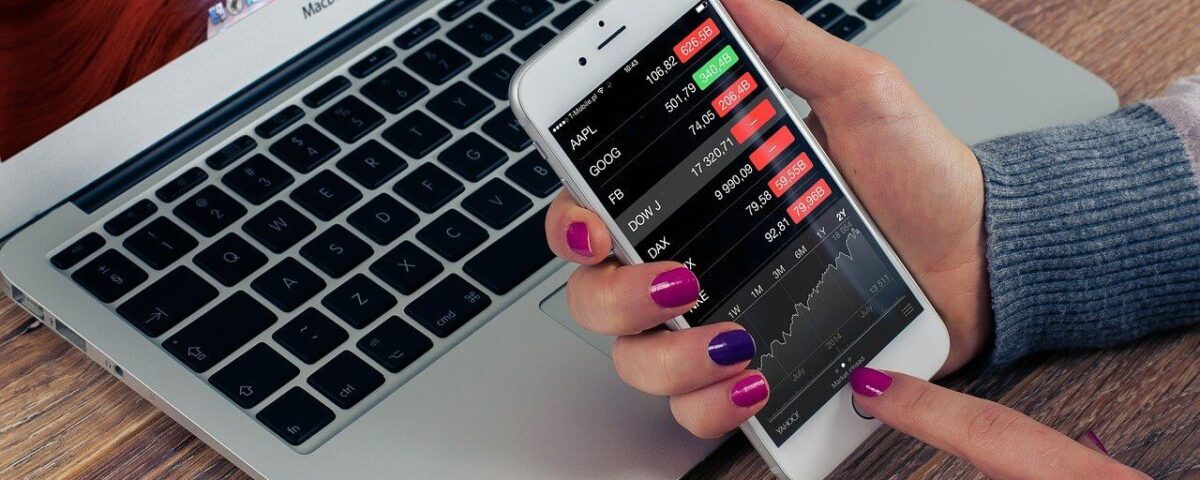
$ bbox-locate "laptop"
[0,0,1116,478]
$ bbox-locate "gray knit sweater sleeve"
[974,77,1200,365]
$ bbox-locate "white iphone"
[510,1,949,477]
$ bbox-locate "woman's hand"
[546,0,991,436]
[849,368,1149,479]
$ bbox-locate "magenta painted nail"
[649,267,699,308]
[566,222,593,257]
[1080,429,1110,455]
[849,367,893,398]
[731,375,769,408]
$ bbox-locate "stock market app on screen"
[548,1,925,445]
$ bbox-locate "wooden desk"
[3,0,1200,478]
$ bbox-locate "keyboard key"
[273,309,348,364]
[322,274,397,329]
[489,0,553,29]
[308,351,384,409]
[337,140,408,189]
[858,0,901,20]
[382,111,451,158]
[370,241,444,295]
[116,267,217,336]
[428,82,495,129]
[464,208,553,294]
[72,250,147,303]
[396,18,440,49]
[207,136,257,169]
[809,3,845,28]
[243,202,317,253]
[506,152,561,198]
[156,167,209,203]
[348,195,419,245]
[210,344,299,409]
[300,226,373,278]
[405,40,471,85]
[511,26,556,60]
[358,317,432,373]
[252,258,327,312]
[438,133,507,182]
[316,96,385,143]
[222,154,295,205]
[52,233,105,270]
[290,171,364,221]
[173,186,246,237]
[418,210,487,261]
[405,274,491,337]
[348,46,396,78]
[448,13,514,57]
[361,67,429,114]
[438,0,481,21]
[482,109,532,151]
[270,125,341,173]
[124,217,199,270]
[194,233,268,286]
[104,199,158,236]
[256,105,305,139]
[551,2,590,29]
[257,387,335,446]
[303,76,351,108]
[828,15,867,40]
[164,292,277,372]
[463,179,532,229]
[469,54,519,100]
[394,163,464,213]
[783,0,820,14]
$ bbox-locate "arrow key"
[210,343,299,409]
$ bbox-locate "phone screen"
[546,1,924,446]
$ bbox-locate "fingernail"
[731,374,769,408]
[708,329,755,366]
[1079,429,1110,455]
[849,367,893,398]
[566,222,593,257]
[649,267,699,308]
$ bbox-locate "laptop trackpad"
[540,284,615,358]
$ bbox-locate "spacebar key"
[464,208,554,294]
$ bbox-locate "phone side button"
[851,397,875,420]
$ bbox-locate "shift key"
[165,292,277,372]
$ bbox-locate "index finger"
[849,368,1149,479]
[546,190,613,265]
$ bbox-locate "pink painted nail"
[1079,429,1110,455]
[731,375,769,408]
[849,367,893,398]
[566,222,593,257]
[649,267,699,308]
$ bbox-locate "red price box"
[731,99,776,144]
[749,126,794,171]
[674,18,721,63]
[787,179,832,224]
[712,72,758,117]
[768,152,812,197]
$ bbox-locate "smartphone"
[510,1,949,477]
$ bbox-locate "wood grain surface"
[3,0,1200,478]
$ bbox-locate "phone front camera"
[599,20,606,27]
[579,57,588,66]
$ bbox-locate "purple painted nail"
[1080,429,1110,455]
[731,375,769,408]
[566,222,593,257]
[649,267,700,308]
[708,329,755,366]
[849,367,893,398]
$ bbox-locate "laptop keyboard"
[47,0,901,450]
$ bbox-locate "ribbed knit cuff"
[975,104,1200,366]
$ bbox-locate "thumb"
[848,367,1149,480]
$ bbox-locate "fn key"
[257,387,335,446]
